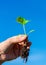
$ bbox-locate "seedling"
[16,16,35,62]
[16,16,35,35]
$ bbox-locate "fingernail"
[21,35,27,37]
[18,34,27,37]
[27,47,30,49]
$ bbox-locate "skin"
[0,35,31,65]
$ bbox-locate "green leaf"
[30,30,35,33]
[27,30,35,35]
[16,16,29,25]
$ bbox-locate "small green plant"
[16,16,35,62]
[16,16,35,35]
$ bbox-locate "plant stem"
[23,24,26,35]
[27,31,31,36]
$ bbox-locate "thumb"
[11,35,27,43]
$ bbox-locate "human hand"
[0,35,31,63]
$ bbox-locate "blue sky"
[0,0,46,65]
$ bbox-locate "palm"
[3,43,21,61]
[6,44,20,60]
[0,43,21,64]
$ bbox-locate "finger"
[27,42,32,47]
[11,35,27,43]
[18,42,24,45]
[18,41,32,47]
[26,42,32,50]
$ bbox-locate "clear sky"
[0,0,46,65]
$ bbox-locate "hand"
[0,35,31,63]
